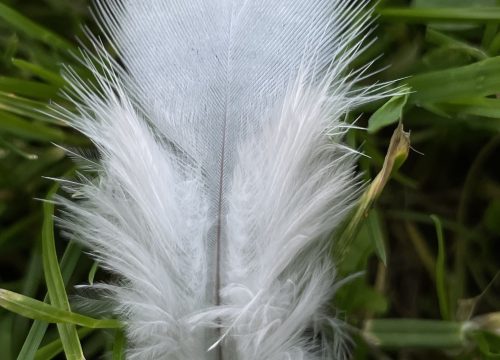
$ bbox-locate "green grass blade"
[17,242,82,360]
[0,135,38,160]
[42,184,85,360]
[12,250,43,353]
[0,92,62,125]
[426,29,487,60]
[35,328,93,360]
[0,315,14,360]
[87,262,98,286]
[431,214,451,321]
[0,111,64,142]
[0,289,121,329]
[482,23,498,49]
[367,210,388,266]
[0,77,59,99]
[0,3,76,52]
[439,98,500,118]
[0,111,88,145]
[16,314,48,360]
[11,59,65,87]
[407,57,500,104]
[364,319,467,348]
[112,330,126,360]
[2,33,19,64]
[378,7,500,23]
[368,90,409,133]
[472,330,500,358]
[489,32,500,55]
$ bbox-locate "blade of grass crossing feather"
[431,214,451,321]
[0,289,121,329]
[363,319,468,348]
[35,328,93,360]
[42,184,85,360]
[112,330,126,360]
[0,3,76,52]
[17,242,82,360]
[11,59,66,87]
[378,7,500,23]
[407,57,500,104]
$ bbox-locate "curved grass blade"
[0,288,121,329]
[17,242,82,360]
[42,184,85,360]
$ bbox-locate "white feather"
[54,0,396,359]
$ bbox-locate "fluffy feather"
[54,0,394,359]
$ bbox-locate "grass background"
[0,0,499,359]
